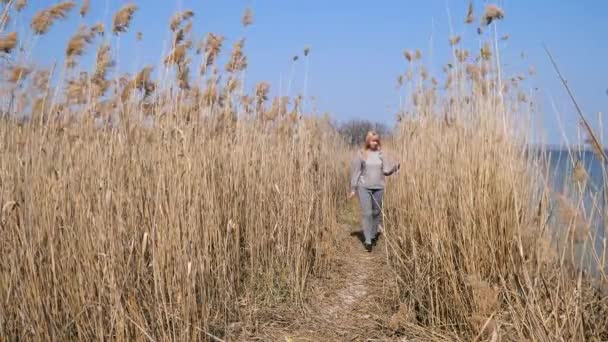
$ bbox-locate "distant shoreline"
[528,144,607,153]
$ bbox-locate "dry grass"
[1,2,607,341]
[0,3,346,340]
[385,5,608,340]
[0,117,345,340]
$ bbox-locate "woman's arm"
[350,152,363,192]
[381,152,400,176]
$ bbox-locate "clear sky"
[7,0,608,145]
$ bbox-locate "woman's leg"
[357,187,374,245]
[371,189,384,240]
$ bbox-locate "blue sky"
[7,0,608,145]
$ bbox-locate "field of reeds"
[1,1,607,341]
[0,2,347,340]
[383,4,608,341]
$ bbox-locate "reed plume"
[118,74,134,103]
[226,39,247,72]
[201,33,223,73]
[79,0,89,17]
[8,65,30,83]
[91,22,104,36]
[242,8,253,27]
[66,25,97,66]
[173,21,192,45]
[0,31,17,53]
[169,10,194,31]
[165,41,191,65]
[481,4,504,26]
[403,49,413,62]
[456,49,469,62]
[93,43,113,79]
[92,43,113,96]
[134,66,155,97]
[397,74,404,88]
[449,35,461,46]
[465,1,474,23]
[112,3,137,34]
[15,0,27,12]
[31,2,76,34]
[255,81,270,108]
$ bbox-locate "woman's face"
[369,137,380,150]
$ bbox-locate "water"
[542,148,607,274]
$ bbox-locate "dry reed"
[2,2,606,340]
[15,0,26,12]
[242,8,253,27]
[79,0,89,17]
[465,1,474,23]
[387,8,608,339]
[0,31,17,53]
[66,25,97,66]
[112,3,137,34]
[8,65,30,83]
[0,4,346,340]
[31,1,76,34]
[481,4,505,26]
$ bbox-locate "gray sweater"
[350,150,398,191]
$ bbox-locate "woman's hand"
[347,191,356,199]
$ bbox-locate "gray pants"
[358,187,384,244]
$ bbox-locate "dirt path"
[243,221,399,341]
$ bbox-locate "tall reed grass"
[385,4,608,340]
[0,2,346,340]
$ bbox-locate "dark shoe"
[372,232,382,246]
[364,243,372,252]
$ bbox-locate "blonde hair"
[361,131,381,158]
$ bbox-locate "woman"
[348,131,400,252]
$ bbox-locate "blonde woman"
[348,131,400,252]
